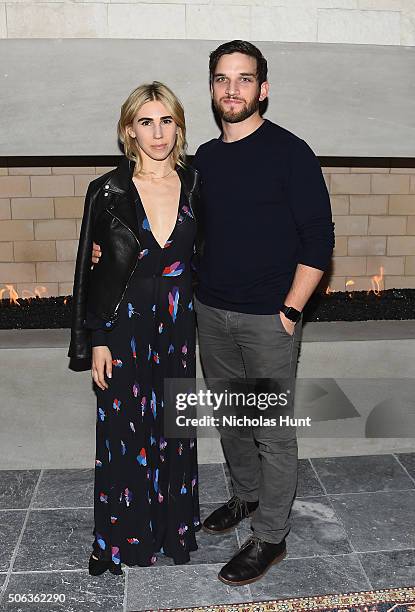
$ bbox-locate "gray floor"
[0,454,414,611]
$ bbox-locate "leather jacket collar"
[105,155,198,200]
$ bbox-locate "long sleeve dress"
[89,178,201,569]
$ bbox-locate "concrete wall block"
[390,167,415,174]
[317,8,401,44]
[9,167,51,175]
[14,240,56,263]
[349,195,388,214]
[251,6,318,42]
[31,175,74,198]
[330,195,349,215]
[0,199,11,220]
[389,194,415,215]
[366,255,405,276]
[11,198,54,220]
[384,275,415,289]
[34,219,77,240]
[58,282,74,296]
[7,3,109,38]
[74,175,96,197]
[372,174,410,194]
[52,167,96,175]
[333,235,348,256]
[323,167,350,173]
[344,276,375,291]
[36,261,76,283]
[109,4,185,38]
[407,216,415,234]
[331,174,371,194]
[332,256,366,275]
[411,176,415,193]
[324,276,346,292]
[401,8,415,46]
[0,263,36,284]
[368,215,407,235]
[333,215,368,235]
[405,256,415,275]
[348,236,386,255]
[186,4,249,39]
[353,167,390,173]
[0,220,34,241]
[387,236,415,255]
[0,4,6,39]
[56,239,78,261]
[0,242,13,262]
[54,197,85,219]
[0,176,31,198]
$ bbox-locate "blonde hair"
[118,81,187,170]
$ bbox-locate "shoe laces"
[226,495,250,519]
[239,535,262,552]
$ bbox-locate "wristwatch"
[280,304,302,323]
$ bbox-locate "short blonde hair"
[118,81,187,170]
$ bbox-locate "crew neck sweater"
[192,119,335,314]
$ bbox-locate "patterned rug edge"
[155,585,415,612]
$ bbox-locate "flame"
[325,285,333,295]
[345,279,355,297]
[367,266,384,296]
[0,284,49,304]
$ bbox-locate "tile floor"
[0,453,414,611]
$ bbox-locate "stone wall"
[0,163,414,297]
[0,1,414,45]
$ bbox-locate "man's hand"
[279,311,295,336]
[91,242,102,268]
[92,346,112,390]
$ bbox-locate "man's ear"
[259,81,269,102]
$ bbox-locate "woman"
[68,82,202,575]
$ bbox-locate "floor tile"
[13,509,93,572]
[32,469,94,509]
[329,490,415,552]
[237,496,352,558]
[0,571,124,611]
[249,553,370,600]
[311,455,414,494]
[395,453,415,482]
[198,464,229,504]
[297,459,325,497]
[0,471,40,510]
[126,564,251,610]
[358,548,415,589]
[0,511,26,572]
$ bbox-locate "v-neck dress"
[92,181,201,568]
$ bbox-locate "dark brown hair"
[209,40,268,86]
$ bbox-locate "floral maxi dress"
[92,182,201,568]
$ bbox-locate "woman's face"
[127,100,178,163]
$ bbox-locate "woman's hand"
[91,242,102,268]
[92,346,112,390]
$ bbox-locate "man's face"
[210,52,268,124]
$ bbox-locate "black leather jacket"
[68,156,202,361]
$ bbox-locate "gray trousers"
[194,296,302,544]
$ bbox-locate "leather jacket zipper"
[105,208,141,323]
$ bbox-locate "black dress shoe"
[203,495,259,534]
[218,535,287,585]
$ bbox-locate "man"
[91,40,335,586]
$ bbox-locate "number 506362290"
[8,593,66,603]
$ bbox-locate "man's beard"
[213,93,260,124]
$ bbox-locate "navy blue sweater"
[193,119,335,314]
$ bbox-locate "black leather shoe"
[203,495,259,534]
[218,535,287,585]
